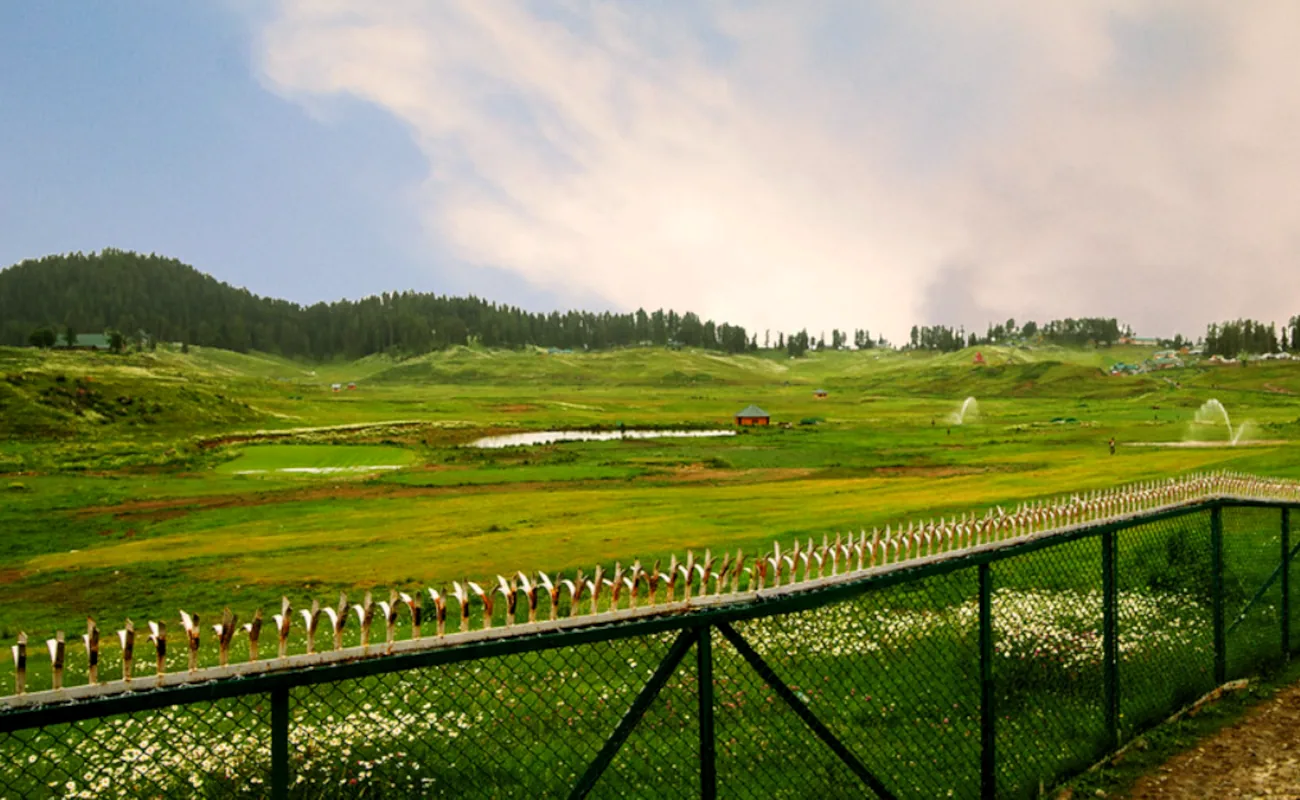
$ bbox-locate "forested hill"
[0,250,760,359]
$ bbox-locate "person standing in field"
[1109,437,1116,455]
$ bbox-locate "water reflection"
[469,429,736,449]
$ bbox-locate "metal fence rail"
[0,492,1297,797]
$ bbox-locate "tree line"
[6,251,1298,360]
[906,318,1129,352]
[2,251,876,359]
[1204,319,1300,357]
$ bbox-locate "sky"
[3,2,1299,343]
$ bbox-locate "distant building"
[59,334,110,350]
[735,405,770,427]
[813,389,828,399]
[331,383,342,392]
[347,382,357,390]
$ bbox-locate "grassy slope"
[0,342,1298,647]
[2,342,1297,797]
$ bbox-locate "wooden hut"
[813,389,828,399]
[735,405,770,426]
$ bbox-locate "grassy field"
[3,342,1300,796]
[214,443,418,476]
[1,342,1299,645]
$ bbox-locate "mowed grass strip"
[214,443,417,475]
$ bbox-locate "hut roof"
[735,404,769,418]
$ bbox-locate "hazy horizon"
[4,2,1299,342]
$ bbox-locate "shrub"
[1130,524,1216,605]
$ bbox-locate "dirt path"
[1126,682,1300,798]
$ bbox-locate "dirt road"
[1126,682,1300,798]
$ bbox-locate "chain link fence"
[1115,512,1217,740]
[0,501,1295,799]
[0,695,272,798]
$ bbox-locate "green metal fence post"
[1212,505,1226,685]
[569,629,696,800]
[716,623,897,799]
[697,626,716,800]
[1101,529,1119,750]
[979,563,996,799]
[1284,508,1291,658]
[271,687,289,800]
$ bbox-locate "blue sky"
[0,2,567,310]
[3,2,1299,340]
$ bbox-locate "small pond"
[469,429,736,449]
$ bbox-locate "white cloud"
[253,1,1300,342]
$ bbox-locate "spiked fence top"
[4,470,1300,710]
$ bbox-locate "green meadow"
[3,341,1300,797]
[2,342,1299,646]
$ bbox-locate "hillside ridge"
[0,250,762,360]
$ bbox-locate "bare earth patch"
[1126,682,1300,798]
[661,465,815,483]
[872,465,989,478]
